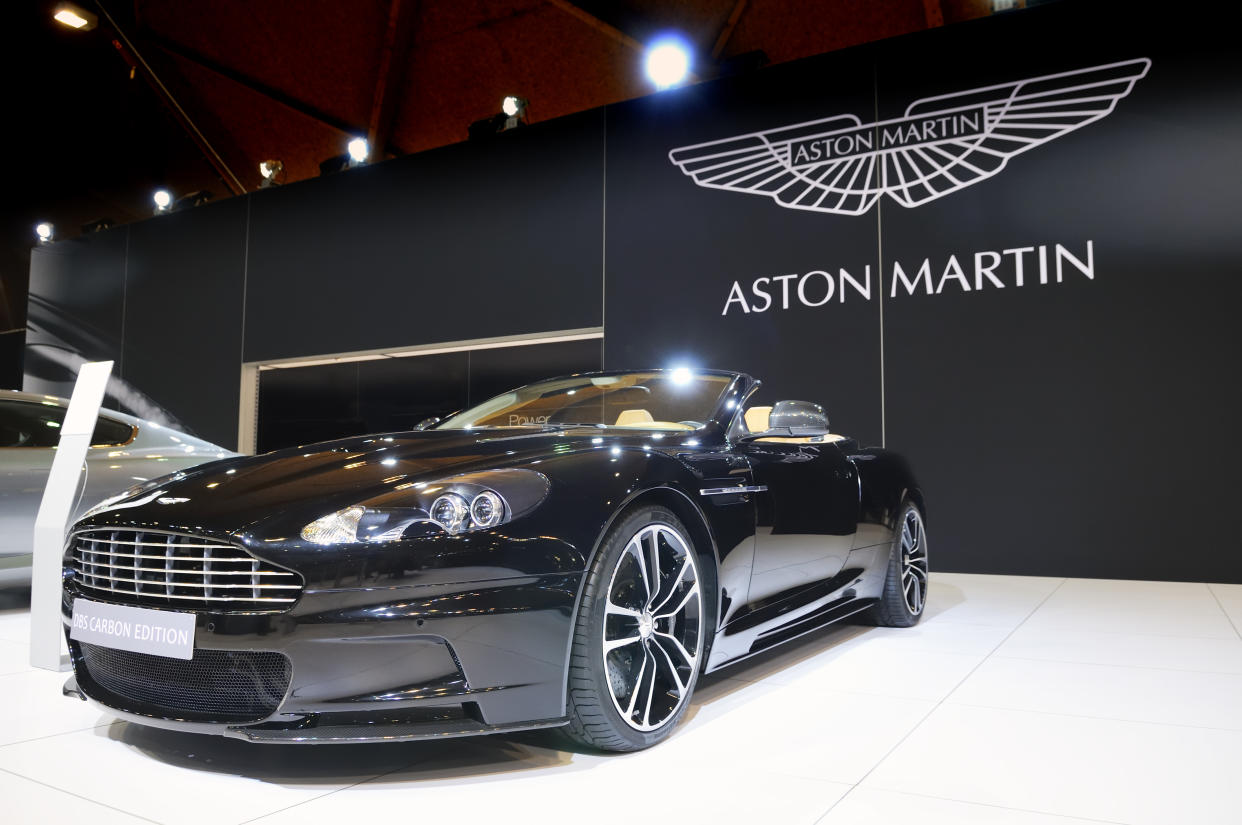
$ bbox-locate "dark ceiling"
[5,0,1017,343]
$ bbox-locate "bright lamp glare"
[35,222,54,242]
[53,3,97,30]
[502,96,523,117]
[670,367,693,385]
[645,40,691,89]
[54,9,88,28]
[153,189,172,210]
[347,137,369,163]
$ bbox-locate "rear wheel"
[563,505,705,751]
[865,501,928,627]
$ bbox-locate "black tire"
[563,505,706,752]
[864,500,928,628]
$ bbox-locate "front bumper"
[62,571,582,743]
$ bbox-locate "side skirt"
[703,598,875,675]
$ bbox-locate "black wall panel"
[243,110,606,363]
[875,8,1242,580]
[603,47,884,446]
[123,198,248,448]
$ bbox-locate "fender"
[848,447,926,548]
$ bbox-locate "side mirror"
[768,400,828,430]
[737,400,830,442]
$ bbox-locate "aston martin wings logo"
[668,58,1150,216]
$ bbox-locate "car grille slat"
[69,570,299,592]
[70,529,302,612]
[72,555,296,577]
[75,548,292,565]
[75,642,291,723]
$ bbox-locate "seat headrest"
[615,409,654,426]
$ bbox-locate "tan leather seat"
[744,406,772,433]
[615,409,654,426]
[613,409,694,430]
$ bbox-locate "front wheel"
[864,501,928,628]
[563,505,705,751]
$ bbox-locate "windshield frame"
[434,369,753,433]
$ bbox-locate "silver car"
[0,390,237,585]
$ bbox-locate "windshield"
[437,372,735,431]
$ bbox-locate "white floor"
[2,573,1241,825]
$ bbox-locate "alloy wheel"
[900,507,929,615]
[601,523,701,732]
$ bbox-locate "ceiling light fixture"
[468,96,529,141]
[259,159,284,187]
[52,3,97,31]
[645,37,692,89]
[502,96,527,118]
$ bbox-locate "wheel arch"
[853,448,927,533]
[574,483,722,680]
[599,486,719,610]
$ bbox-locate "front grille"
[77,642,291,723]
[70,529,302,612]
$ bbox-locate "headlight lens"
[470,491,504,528]
[430,494,469,534]
[301,505,365,544]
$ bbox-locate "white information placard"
[70,598,196,659]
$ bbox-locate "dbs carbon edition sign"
[669,59,1150,216]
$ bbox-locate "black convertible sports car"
[61,369,927,751]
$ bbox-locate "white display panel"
[29,360,113,671]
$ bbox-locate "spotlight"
[52,3,97,31]
[468,97,529,141]
[35,223,54,244]
[501,96,526,118]
[645,37,691,89]
[259,159,284,187]
[319,137,372,176]
[153,189,172,212]
[669,367,693,385]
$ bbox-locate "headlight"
[469,491,504,528]
[299,469,546,545]
[430,494,469,533]
[300,505,365,545]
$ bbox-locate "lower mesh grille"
[77,643,291,723]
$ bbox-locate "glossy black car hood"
[77,428,704,538]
